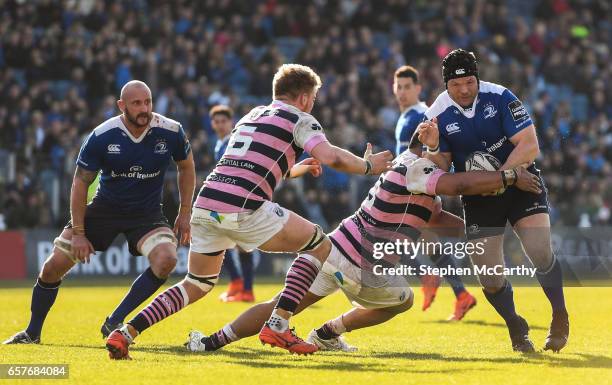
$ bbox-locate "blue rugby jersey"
[76,113,190,213]
[395,101,427,155]
[424,81,533,172]
[214,134,231,162]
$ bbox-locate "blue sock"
[239,251,254,291]
[223,250,242,281]
[536,257,567,313]
[483,281,518,325]
[107,267,166,325]
[431,253,466,297]
[26,278,61,338]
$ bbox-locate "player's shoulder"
[91,116,122,138]
[479,81,517,103]
[150,112,182,133]
[425,92,454,119]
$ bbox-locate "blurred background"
[0,0,610,279]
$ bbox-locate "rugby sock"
[275,254,321,315]
[483,281,519,325]
[431,253,466,297]
[107,267,166,325]
[316,315,347,340]
[239,251,254,291]
[536,257,567,312]
[202,324,239,351]
[127,284,189,333]
[26,278,62,338]
[224,250,241,282]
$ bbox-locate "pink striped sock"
[276,254,321,314]
[128,284,188,333]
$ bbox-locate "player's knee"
[145,233,178,278]
[183,272,219,300]
[40,255,65,282]
[149,250,177,278]
[299,224,328,253]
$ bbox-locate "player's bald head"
[120,80,151,101]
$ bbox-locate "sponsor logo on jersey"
[483,103,497,119]
[486,136,507,153]
[446,122,461,135]
[311,123,322,131]
[508,100,528,121]
[154,140,168,154]
[107,144,121,154]
[129,165,142,172]
[110,169,161,179]
[423,166,435,174]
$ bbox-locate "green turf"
[1,281,611,385]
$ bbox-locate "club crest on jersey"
[446,122,460,135]
[154,140,168,154]
[107,144,121,154]
[483,103,497,119]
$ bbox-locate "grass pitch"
[1,279,611,385]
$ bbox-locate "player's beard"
[125,108,152,128]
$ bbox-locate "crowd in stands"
[0,0,610,232]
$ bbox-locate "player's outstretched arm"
[71,166,96,262]
[310,141,393,176]
[175,151,196,245]
[435,167,541,196]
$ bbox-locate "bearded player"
[418,49,569,353]
[4,81,195,345]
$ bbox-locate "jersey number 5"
[226,125,256,157]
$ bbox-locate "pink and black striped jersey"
[329,152,445,268]
[196,100,328,213]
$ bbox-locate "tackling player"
[209,105,258,303]
[393,65,477,320]
[184,138,541,353]
[105,64,394,358]
[4,81,195,345]
[418,49,569,353]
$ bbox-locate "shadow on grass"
[420,319,547,330]
[371,351,612,369]
[49,343,612,372]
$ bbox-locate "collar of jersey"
[117,115,152,143]
[271,99,302,114]
[401,101,427,116]
[447,93,479,119]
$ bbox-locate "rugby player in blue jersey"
[210,105,258,303]
[418,49,569,352]
[393,65,477,320]
[4,81,195,344]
